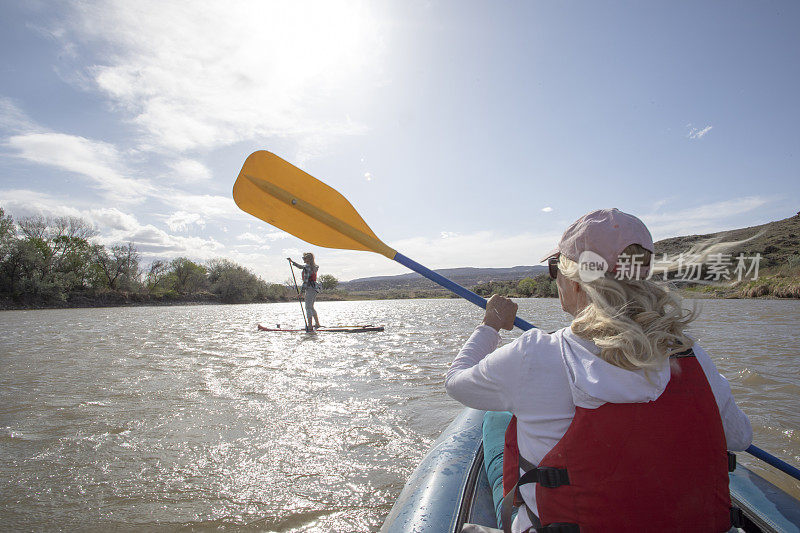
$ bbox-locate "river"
[1,298,798,531]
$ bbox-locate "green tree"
[319,273,339,291]
[169,257,207,295]
[0,208,19,295]
[1,239,45,297]
[16,216,54,286]
[207,258,266,303]
[530,273,558,297]
[517,277,536,296]
[0,207,15,263]
[2,215,99,299]
[144,259,170,295]
[54,235,95,291]
[92,242,140,291]
[263,282,292,301]
[16,215,98,287]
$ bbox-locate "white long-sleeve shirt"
[445,325,753,533]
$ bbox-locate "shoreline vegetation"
[1,208,798,311]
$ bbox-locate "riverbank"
[4,281,798,311]
[681,269,800,299]
[0,290,284,311]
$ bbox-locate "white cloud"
[440,231,458,238]
[168,158,212,182]
[0,97,36,133]
[282,247,303,255]
[0,189,84,220]
[165,211,206,232]
[87,207,140,231]
[58,1,386,156]
[161,193,240,218]
[687,124,713,139]
[237,232,265,243]
[93,214,224,259]
[6,132,151,203]
[265,231,290,241]
[641,196,769,240]
[541,206,553,213]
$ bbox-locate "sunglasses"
[548,255,559,280]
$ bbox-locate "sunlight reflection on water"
[0,298,798,531]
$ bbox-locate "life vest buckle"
[730,506,745,528]
[537,467,570,489]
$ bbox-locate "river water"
[1,298,798,531]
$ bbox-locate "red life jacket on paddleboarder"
[303,265,318,289]
[501,351,734,532]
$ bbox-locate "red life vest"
[502,352,732,532]
[303,265,318,288]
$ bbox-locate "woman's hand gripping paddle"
[232,150,536,331]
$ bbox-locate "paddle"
[232,150,535,331]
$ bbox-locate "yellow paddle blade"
[232,151,396,259]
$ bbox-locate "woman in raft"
[289,252,321,331]
[445,208,752,533]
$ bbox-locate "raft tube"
[381,408,800,533]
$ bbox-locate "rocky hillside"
[654,212,800,269]
[653,211,800,298]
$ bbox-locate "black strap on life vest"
[672,348,695,358]
[501,454,572,533]
[518,467,570,489]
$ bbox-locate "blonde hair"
[560,244,696,372]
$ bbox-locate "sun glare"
[84,1,384,151]
[237,2,376,94]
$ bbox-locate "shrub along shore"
[0,209,330,310]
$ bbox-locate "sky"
[1,1,798,283]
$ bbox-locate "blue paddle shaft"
[746,445,800,482]
[393,252,536,331]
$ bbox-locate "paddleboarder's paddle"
[232,150,536,331]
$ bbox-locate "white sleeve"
[445,325,524,412]
[693,343,753,451]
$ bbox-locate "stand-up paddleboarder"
[288,252,321,331]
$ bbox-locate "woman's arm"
[693,344,754,451]
[445,295,522,411]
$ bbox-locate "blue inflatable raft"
[381,408,800,533]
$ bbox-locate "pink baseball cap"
[541,208,654,275]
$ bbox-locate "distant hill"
[337,212,799,298]
[340,265,547,292]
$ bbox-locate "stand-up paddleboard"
[258,324,384,333]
